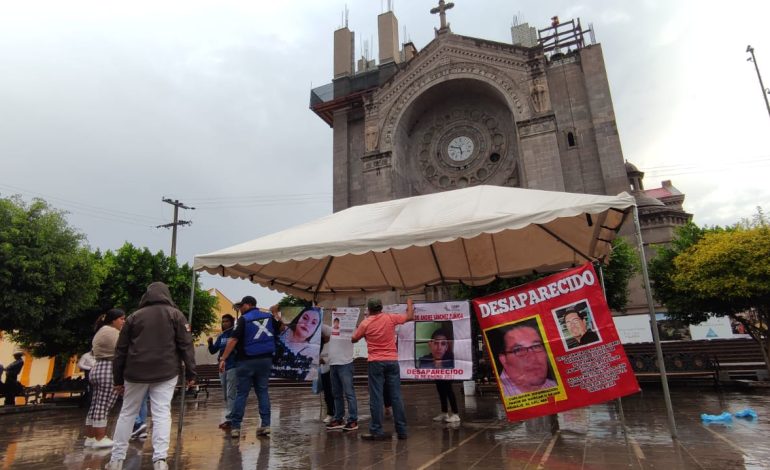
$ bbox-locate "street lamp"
[746,45,770,121]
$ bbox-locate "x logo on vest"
[252,318,273,340]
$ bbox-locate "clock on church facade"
[311,9,629,213]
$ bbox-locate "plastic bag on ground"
[701,412,732,423]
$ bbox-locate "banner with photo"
[329,307,360,340]
[272,306,323,381]
[390,301,473,380]
[472,263,639,422]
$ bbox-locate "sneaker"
[230,428,240,438]
[384,407,393,417]
[104,460,124,470]
[322,414,333,424]
[256,427,271,437]
[433,413,448,422]
[153,459,168,470]
[84,437,95,447]
[445,413,461,423]
[343,421,358,431]
[361,432,392,441]
[219,421,232,430]
[91,437,114,449]
[325,419,345,431]
[138,431,148,439]
[130,423,147,439]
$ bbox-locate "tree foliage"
[601,237,640,312]
[0,196,103,356]
[650,210,770,372]
[278,295,312,308]
[0,196,217,357]
[95,243,217,341]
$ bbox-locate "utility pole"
[747,45,770,121]
[157,198,195,258]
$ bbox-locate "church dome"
[625,160,641,174]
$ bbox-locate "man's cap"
[13,350,23,356]
[238,295,257,307]
[367,298,383,311]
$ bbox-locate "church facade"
[311,10,628,212]
[310,6,691,313]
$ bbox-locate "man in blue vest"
[219,296,280,438]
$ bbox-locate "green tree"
[600,237,640,313]
[278,295,312,308]
[650,212,770,375]
[648,221,710,315]
[94,243,217,339]
[0,196,103,357]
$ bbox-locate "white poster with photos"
[391,301,473,380]
[329,307,360,340]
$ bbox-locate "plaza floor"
[1,383,769,469]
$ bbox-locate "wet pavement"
[1,383,769,469]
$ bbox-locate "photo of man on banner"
[415,322,455,370]
[487,317,559,399]
[555,301,601,350]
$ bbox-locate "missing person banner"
[472,263,639,422]
[273,306,323,381]
[391,301,473,380]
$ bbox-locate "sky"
[1,0,769,308]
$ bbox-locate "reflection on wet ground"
[1,384,769,469]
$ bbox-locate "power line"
[0,182,164,227]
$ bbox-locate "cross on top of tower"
[430,0,454,31]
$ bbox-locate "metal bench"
[628,352,720,387]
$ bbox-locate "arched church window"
[567,132,576,147]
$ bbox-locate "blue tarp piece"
[734,408,758,419]
[701,412,732,423]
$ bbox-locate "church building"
[310,3,691,314]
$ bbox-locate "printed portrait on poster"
[273,306,323,381]
[553,301,601,350]
[486,317,559,399]
[414,321,455,370]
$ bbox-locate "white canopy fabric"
[194,185,636,301]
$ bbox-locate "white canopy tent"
[194,185,634,301]
[191,184,678,438]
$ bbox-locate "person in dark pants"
[4,352,24,406]
[319,341,335,423]
[352,298,414,441]
[219,296,281,439]
[433,381,460,423]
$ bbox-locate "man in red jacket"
[106,282,196,470]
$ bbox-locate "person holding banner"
[352,298,414,441]
[419,329,461,423]
[497,322,557,397]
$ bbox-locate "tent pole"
[631,206,677,439]
[177,269,197,438]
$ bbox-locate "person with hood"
[106,282,196,470]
